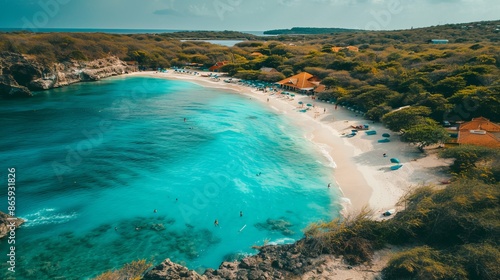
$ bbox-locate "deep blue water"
[0,28,269,36]
[0,77,340,279]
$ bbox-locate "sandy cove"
[128,71,451,218]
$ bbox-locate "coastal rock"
[0,211,24,239]
[147,237,389,280]
[143,258,207,280]
[0,51,137,98]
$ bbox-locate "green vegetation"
[303,143,499,279]
[440,145,500,182]
[263,27,360,35]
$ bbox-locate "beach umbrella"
[298,101,303,104]
[291,94,295,97]
[390,158,400,164]
[307,103,313,107]
[382,133,391,138]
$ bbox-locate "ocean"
[0,28,270,36]
[0,76,341,279]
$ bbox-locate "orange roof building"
[250,52,264,57]
[345,46,359,52]
[276,72,321,91]
[208,61,229,72]
[457,117,500,148]
[331,46,359,52]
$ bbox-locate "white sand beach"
[128,71,451,218]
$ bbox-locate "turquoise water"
[0,77,341,279]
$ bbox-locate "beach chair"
[365,130,377,135]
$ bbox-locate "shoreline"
[126,71,451,217]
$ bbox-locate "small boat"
[390,164,403,170]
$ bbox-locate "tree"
[262,55,285,69]
[401,120,449,151]
[417,93,452,121]
[434,76,467,97]
[353,85,401,111]
[128,50,150,66]
[258,72,285,82]
[439,145,500,182]
[365,105,392,121]
[320,77,338,88]
[234,70,260,80]
[321,44,333,53]
[381,106,432,131]
[448,86,500,122]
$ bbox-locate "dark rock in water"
[0,74,32,98]
[254,218,295,236]
[0,211,24,239]
[151,223,166,231]
[143,258,207,280]
[222,252,247,262]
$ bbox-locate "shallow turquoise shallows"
[0,76,341,279]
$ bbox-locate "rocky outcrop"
[143,240,332,280]
[143,259,207,280]
[0,211,24,239]
[0,52,137,98]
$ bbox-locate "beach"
[131,71,451,218]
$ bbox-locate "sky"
[0,0,499,31]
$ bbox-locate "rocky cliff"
[0,211,24,239]
[0,52,137,98]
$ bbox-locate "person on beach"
[335,104,338,110]
[324,108,326,113]
[267,98,269,102]
[383,153,387,157]
[214,219,219,227]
